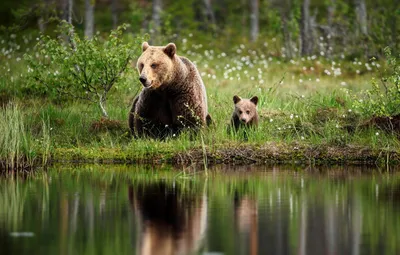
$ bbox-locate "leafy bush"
[353,47,400,117]
[24,21,144,117]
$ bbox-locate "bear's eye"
[246,110,250,114]
[239,110,243,114]
[151,63,158,69]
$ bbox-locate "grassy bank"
[1,36,400,170]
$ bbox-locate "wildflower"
[290,114,294,119]
[301,136,305,140]
[316,78,320,82]
[269,119,273,123]
[340,81,347,86]
[375,132,379,136]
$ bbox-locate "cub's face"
[233,95,258,124]
[137,42,176,89]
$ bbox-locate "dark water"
[1,165,400,255]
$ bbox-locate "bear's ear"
[142,42,149,52]
[164,43,176,58]
[250,96,259,106]
[233,95,241,104]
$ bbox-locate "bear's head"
[233,95,258,124]
[136,42,177,89]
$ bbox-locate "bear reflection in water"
[128,182,207,255]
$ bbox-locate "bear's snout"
[139,76,148,86]
[240,118,247,123]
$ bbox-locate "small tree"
[25,21,143,118]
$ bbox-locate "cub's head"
[137,42,177,89]
[233,95,258,124]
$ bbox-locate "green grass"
[0,103,51,170]
[0,37,399,170]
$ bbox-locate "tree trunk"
[326,0,336,57]
[203,0,216,30]
[300,0,313,56]
[60,0,68,21]
[37,0,49,32]
[152,0,161,43]
[280,0,294,58]
[391,0,399,49]
[68,0,73,24]
[111,0,118,29]
[250,0,259,42]
[354,0,368,36]
[84,0,95,38]
[38,18,46,32]
[99,94,108,118]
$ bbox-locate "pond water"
[1,165,400,255]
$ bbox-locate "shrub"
[24,21,144,117]
[353,47,400,117]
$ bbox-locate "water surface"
[1,165,400,255]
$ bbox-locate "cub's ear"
[233,95,241,104]
[142,42,150,52]
[250,96,258,106]
[164,43,176,58]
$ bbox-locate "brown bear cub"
[229,95,259,133]
[129,42,211,139]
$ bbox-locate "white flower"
[301,136,305,140]
[269,119,273,122]
[375,132,379,136]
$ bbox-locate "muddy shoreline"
[52,143,400,166]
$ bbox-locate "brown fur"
[129,42,210,139]
[230,95,259,132]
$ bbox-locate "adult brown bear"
[129,42,210,139]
